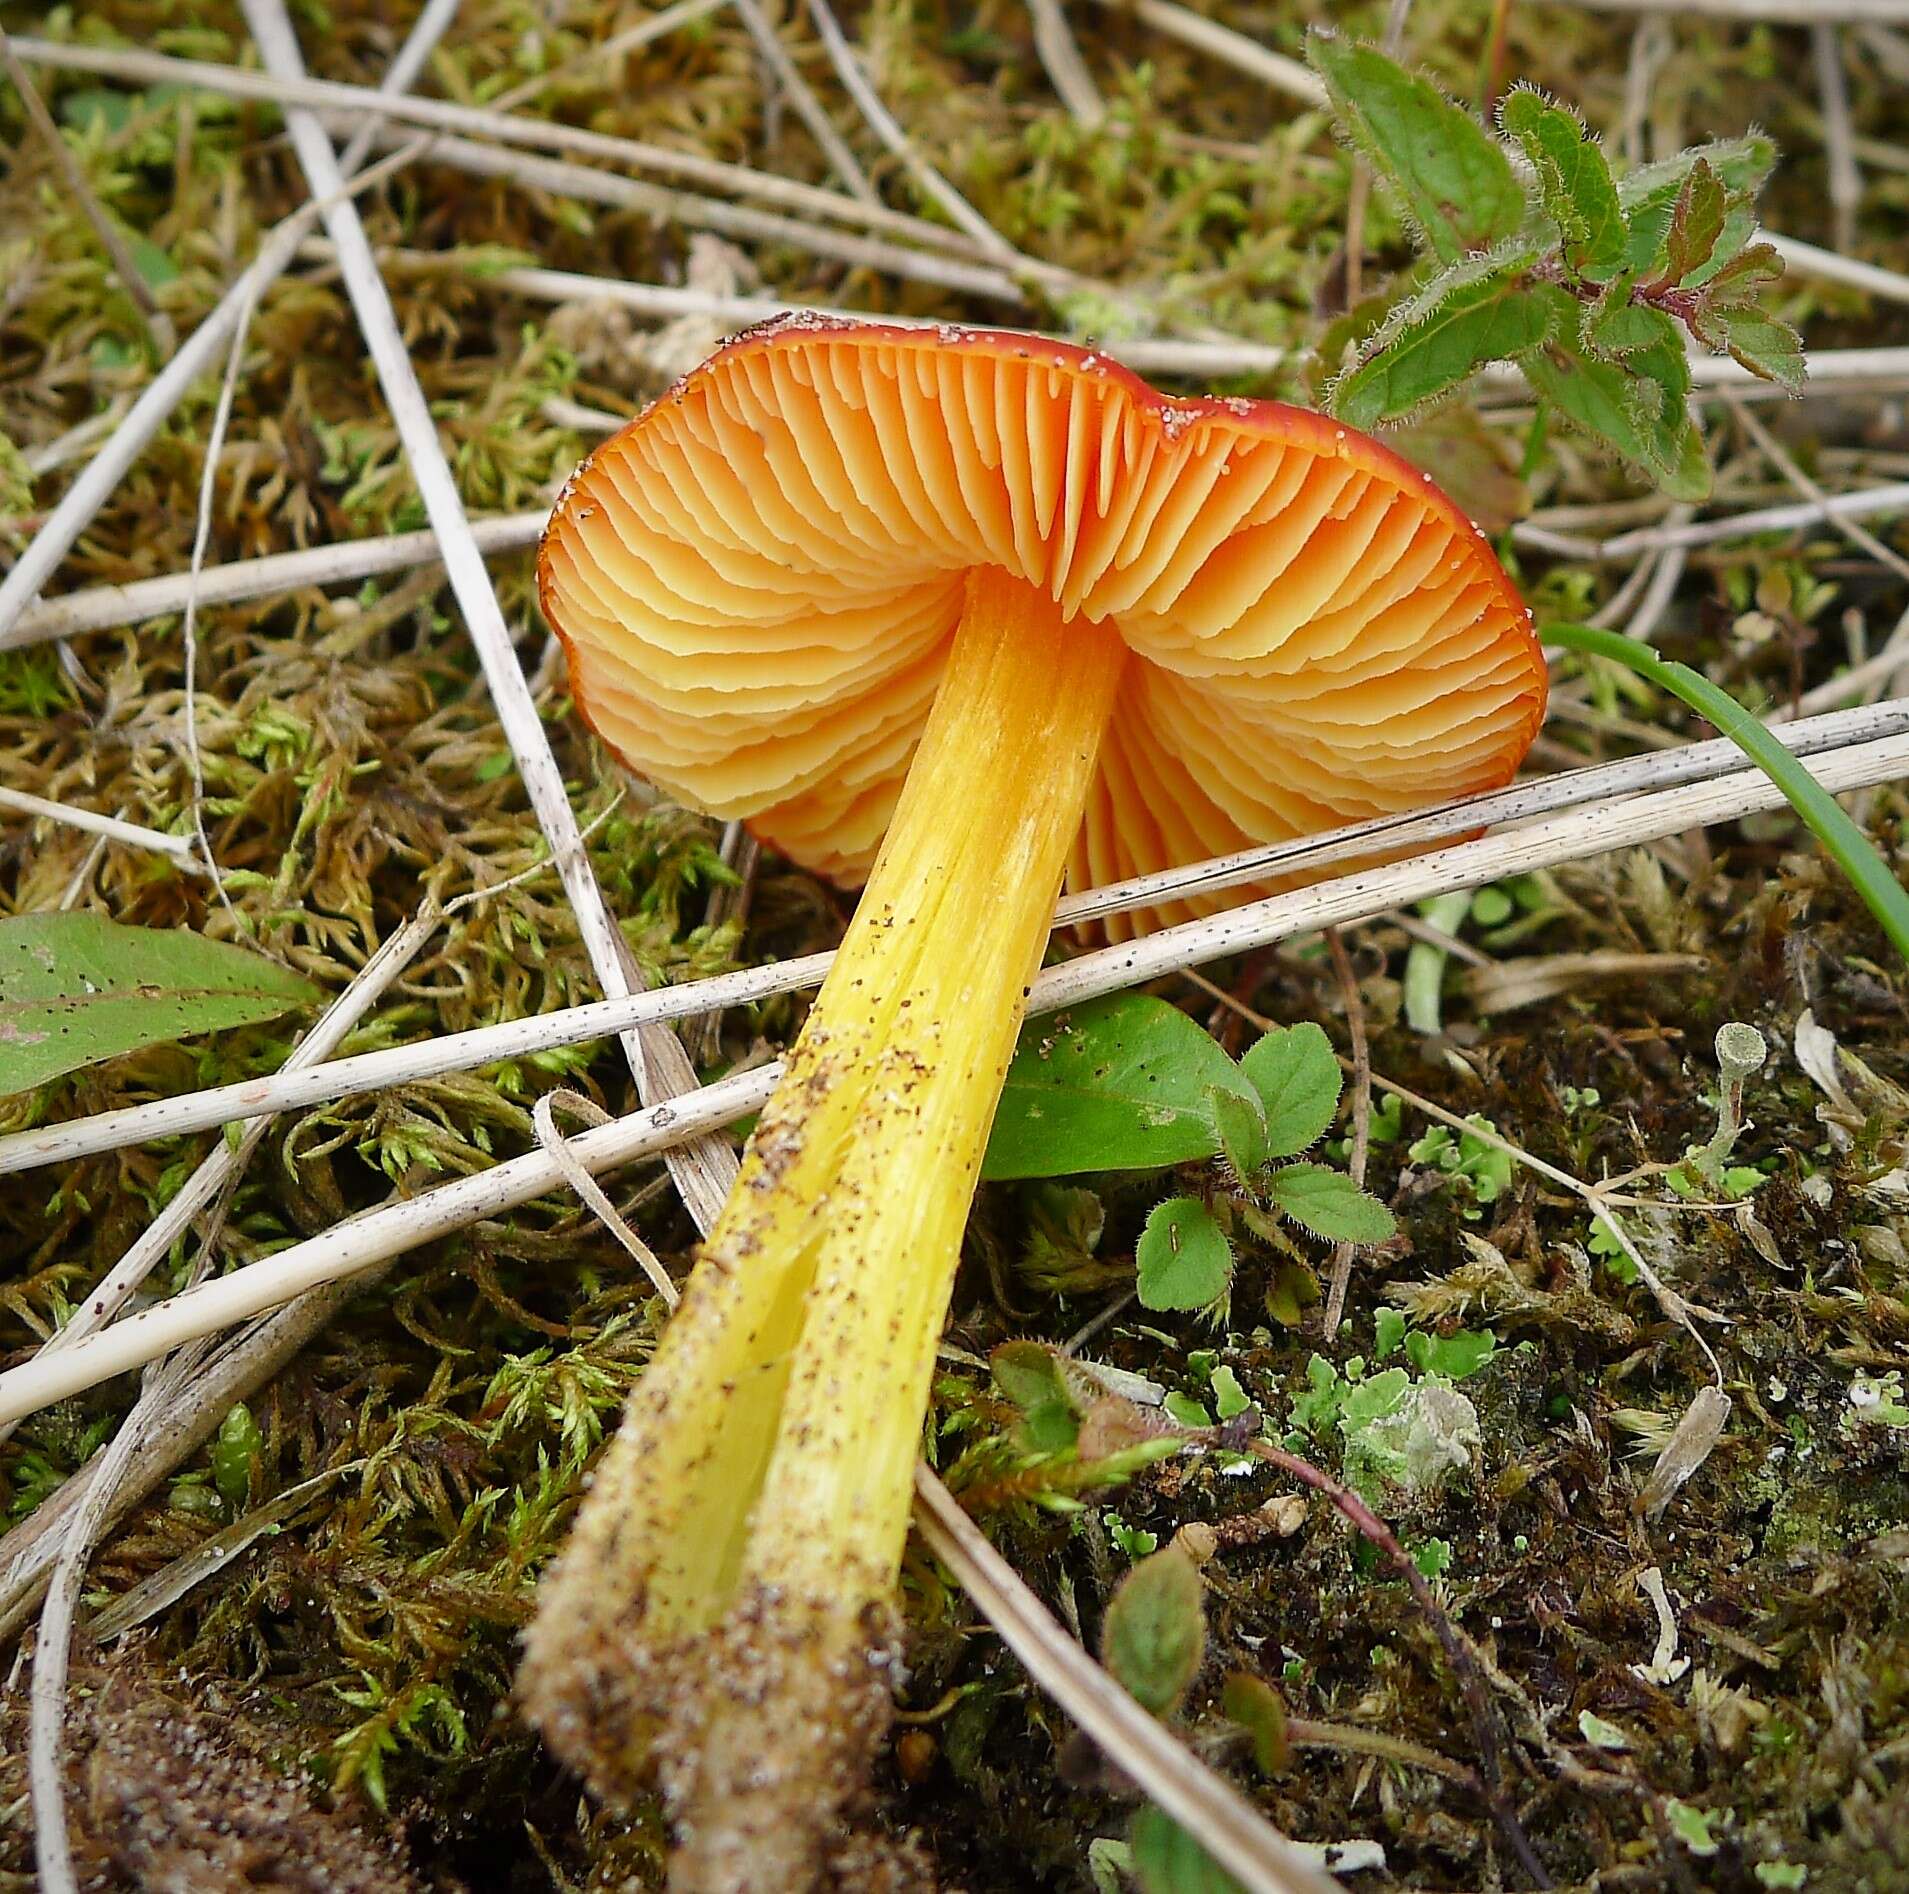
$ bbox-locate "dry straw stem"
[6,38,956,254]
[1563,0,1909,20]
[5,693,1908,1180]
[1025,0,1107,127]
[0,29,175,357]
[11,722,1909,1424]
[1080,0,1327,106]
[0,0,463,643]
[725,0,879,204]
[801,0,1022,261]
[910,1467,1342,1894]
[0,786,196,865]
[0,906,442,1451]
[237,0,737,1232]
[1514,480,1909,562]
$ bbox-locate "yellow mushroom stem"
[522,565,1128,1890]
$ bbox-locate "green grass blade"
[1545,622,1909,966]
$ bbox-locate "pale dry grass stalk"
[0,0,462,645]
[801,0,1021,260]
[237,0,738,1233]
[7,38,951,251]
[7,693,1909,1180]
[1080,0,1326,105]
[0,30,175,356]
[726,0,879,203]
[0,785,196,864]
[910,1467,1342,1894]
[10,723,1909,1424]
[1025,0,1106,126]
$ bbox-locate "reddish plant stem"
[1245,1439,1554,1890]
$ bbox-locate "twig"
[1767,231,1909,308]
[8,695,1909,1180]
[1340,0,1413,312]
[1513,479,1909,561]
[11,724,1909,1420]
[489,0,729,111]
[910,1467,1342,1894]
[238,0,739,1234]
[1079,0,1326,106]
[1724,395,1909,585]
[727,0,880,204]
[0,905,443,1448]
[0,785,196,864]
[1812,24,1862,255]
[0,29,176,357]
[178,274,257,933]
[530,1091,680,1306]
[1321,928,1372,1338]
[349,122,1031,304]
[1560,0,1909,21]
[1026,0,1106,127]
[803,0,1020,260]
[7,37,949,252]
[0,0,455,647]
[1242,1440,1552,1889]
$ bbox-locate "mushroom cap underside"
[538,317,1547,932]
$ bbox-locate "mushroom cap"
[539,316,1547,933]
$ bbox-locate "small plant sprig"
[983,997,1395,1318]
[1308,34,1804,499]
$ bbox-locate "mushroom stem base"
[520,570,1126,1888]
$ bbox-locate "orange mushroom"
[522,316,1545,1889]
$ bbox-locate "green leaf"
[1101,1547,1207,1718]
[1584,278,1669,359]
[1712,306,1807,392]
[211,1403,262,1510]
[1499,87,1627,279]
[1266,1164,1397,1245]
[1656,157,1729,285]
[1129,1807,1248,1894]
[1221,1673,1291,1775]
[1578,1709,1632,1752]
[1521,296,1710,501]
[1238,1022,1341,1159]
[1404,1326,1499,1379]
[1544,624,1909,969]
[1330,256,1553,429]
[1209,1364,1251,1421]
[1666,1801,1720,1858]
[0,914,320,1096]
[1137,1198,1234,1313]
[1307,33,1525,263]
[1617,136,1776,275]
[991,1340,1072,1412]
[983,995,1252,1181]
[1206,1083,1268,1178]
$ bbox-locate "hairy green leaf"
[1266,1164,1397,1245]
[1617,135,1776,275]
[983,995,1253,1180]
[1101,1546,1207,1717]
[0,913,320,1096]
[1329,257,1553,428]
[1657,157,1729,285]
[1137,1197,1234,1313]
[1206,1083,1269,1178]
[991,1340,1072,1412]
[1308,34,1525,263]
[1221,1672,1292,1774]
[1523,292,1710,500]
[1238,1022,1341,1159]
[1129,1806,1249,1894]
[1500,87,1626,279]
[1711,307,1806,391]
